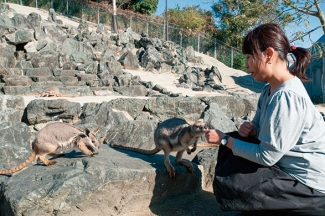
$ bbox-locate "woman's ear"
[265,47,275,64]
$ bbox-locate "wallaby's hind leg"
[38,154,57,166]
[175,150,193,173]
[34,143,58,165]
[161,140,175,178]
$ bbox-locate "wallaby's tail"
[111,144,160,155]
[0,151,36,175]
[197,142,219,147]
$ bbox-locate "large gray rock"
[0,122,34,173]
[28,50,60,69]
[118,50,140,69]
[201,94,259,119]
[193,147,219,191]
[27,12,42,27]
[61,38,94,64]
[145,96,206,121]
[203,102,237,133]
[0,50,16,68]
[2,75,31,86]
[25,99,81,125]
[140,46,163,69]
[113,85,148,97]
[43,25,67,45]
[0,144,202,215]
[0,95,25,123]
[5,28,34,45]
[11,13,34,30]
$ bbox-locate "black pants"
[213,132,325,216]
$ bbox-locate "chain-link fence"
[2,0,246,71]
[304,42,325,103]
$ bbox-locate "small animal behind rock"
[112,117,208,178]
[40,85,62,97]
[0,122,100,175]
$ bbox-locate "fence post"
[231,47,234,68]
[130,16,132,29]
[112,0,118,33]
[36,0,38,8]
[180,31,182,46]
[51,0,53,9]
[146,19,149,38]
[214,38,216,59]
[198,34,200,53]
[163,19,166,40]
[66,0,68,16]
[82,3,84,21]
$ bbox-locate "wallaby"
[0,122,100,175]
[40,86,62,97]
[112,117,208,178]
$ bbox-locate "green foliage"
[212,0,291,49]
[168,5,216,36]
[132,0,158,15]
[116,0,158,15]
[233,53,247,72]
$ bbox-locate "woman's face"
[245,53,269,82]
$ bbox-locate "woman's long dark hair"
[242,23,311,82]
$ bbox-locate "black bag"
[213,132,325,216]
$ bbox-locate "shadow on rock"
[231,75,265,93]
[110,146,204,214]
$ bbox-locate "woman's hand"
[205,129,225,144]
[238,121,256,137]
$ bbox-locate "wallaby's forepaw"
[46,161,57,166]
[167,167,176,178]
[191,147,196,152]
[186,149,192,155]
[187,164,193,173]
[91,152,99,156]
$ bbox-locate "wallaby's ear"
[183,118,195,125]
[85,128,90,136]
[92,126,100,134]
[198,111,205,122]
[79,133,87,138]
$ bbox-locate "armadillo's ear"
[92,126,100,134]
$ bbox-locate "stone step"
[3,86,32,95]
[30,76,54,82]
[3,85,94,96]
[24,67,53,77]
[53,69,79,77]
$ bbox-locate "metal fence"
[2,0,246,71]
[304,42,325,103]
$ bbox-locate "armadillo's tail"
[0,151,37,175]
